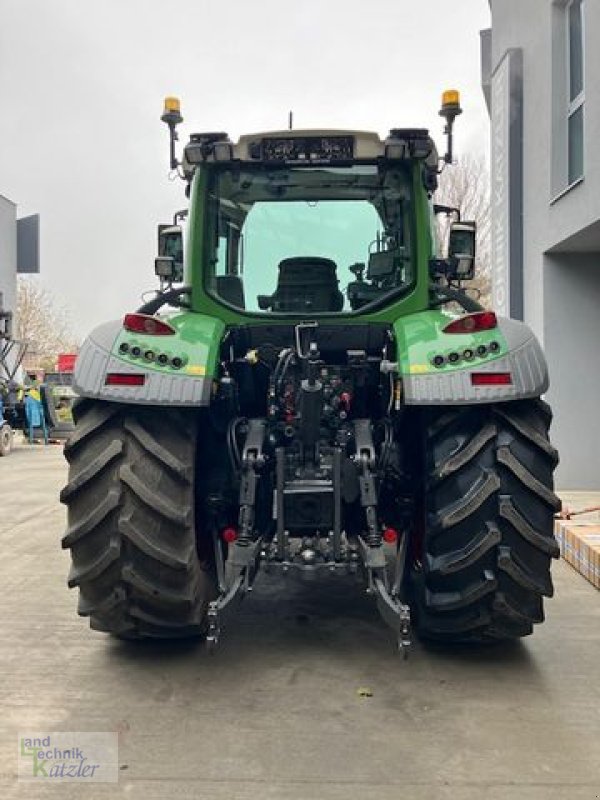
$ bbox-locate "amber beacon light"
[439,88,463,164]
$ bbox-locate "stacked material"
[554,518,600,590]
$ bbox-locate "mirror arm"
[433,204,461,221]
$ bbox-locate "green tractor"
[60,92,560,652]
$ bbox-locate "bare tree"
[434,152,491,306]
[16,278,79,372]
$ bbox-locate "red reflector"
[105,373,146,386]
[123,313,175,335]
[383,527,398,544]
[222,527,238,544]
[443,311,498,335]
[471,372,512,386]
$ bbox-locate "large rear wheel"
[60,399,215,638]
[413,399,560,642]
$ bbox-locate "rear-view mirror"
[448,221,476,280]
[157,224,184,282]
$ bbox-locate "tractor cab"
[199,149,417,316]
[156,94,475,322]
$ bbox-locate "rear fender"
[393,311,548,405]
[73,312,225,406]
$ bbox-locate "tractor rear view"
[61,92,560,651]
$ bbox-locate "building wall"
[487,0,600,489]
[544,254,600,488]
[489,0,551,338]
[0,195,17,321]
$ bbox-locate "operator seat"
[259,257,344,313]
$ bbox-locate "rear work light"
[443,311,497,335]
[105,373,146,387]
[471,372,512,386]
[123,313,176,336]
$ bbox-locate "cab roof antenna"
[288,110,293,131]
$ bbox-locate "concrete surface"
[1,441,599,800]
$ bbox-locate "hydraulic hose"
[136,286,191,315]
[430,285,484,313]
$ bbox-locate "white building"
[0,194,39,378]
[482,0,600,489]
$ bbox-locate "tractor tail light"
[123,313,176,336]
[105,373,146,387]
[443,312,498,335]
[471,372,512,386]
[383,527,399,544]
[222,527,238,544]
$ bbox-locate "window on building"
[567,0,584,184]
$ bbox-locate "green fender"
[73,311,225,406]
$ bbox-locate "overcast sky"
[0,0,490,338]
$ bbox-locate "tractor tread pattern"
[430,469,500,532]
[67,535,121,588]
[118,514,193,571]
[426,522,502,576]
[61,488,122,548]
[61,399,213,638]
[417,606,491,635]
[498,495,560,558]
[63,402,120,454]
[60,440,123,501]
[497,545,554,597]
[432,422,497,480]
[415,399,558,643]
[119,464,191,525]
[495,406,559,464]
[77,586,126,617]
[123,418,192,481]
[496,446,561,511]
[425,569,497,612]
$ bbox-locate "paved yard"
[1,441,599,799]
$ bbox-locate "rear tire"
[414,399,560,642]
[60,399,215,638]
